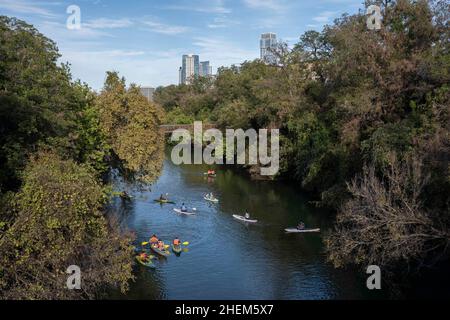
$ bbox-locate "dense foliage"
[0,17,164,299]
[96,72,165,185]
[154,0,449,275]
[0,152,134,299]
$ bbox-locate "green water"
[111,152,382,300]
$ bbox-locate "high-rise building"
[180,54,199,84]
[140,86,155,102]
[260,33,277,64]
[199,61,212,77]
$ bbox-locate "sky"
[0,0,362,90]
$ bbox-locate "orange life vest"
[150,236,158,243]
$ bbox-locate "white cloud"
[60,48,186,90]
[38,20,112,41]
[193,37,258,68]
[207,16,240,29]
[142,20,190,35]
[0,0,57,17]
[164,0,231,14]
[88,50,146,57]
[84,18,134,29]
[312,11,338,24]
[243,0,284,12]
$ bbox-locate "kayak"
[154,199,175,204]
[204,196,219,203]
[232,214,258,223]
[173,208,196,216]
[135,255,155,268]
[150,245,170,257]
[285,228,321,233]
[120,193,133,200]
[172,244,182,254]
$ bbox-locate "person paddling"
[244,211,251,220]
[149,234,159,245]
[180,203,188,212]
[173,237,181,247]
[297,222,305,230]
[159,194,167,201]
[139,251,149,261]
[157,240,165,250]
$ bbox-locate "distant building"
[199,61,212,77]
[179,67,183,85]
[140,86,155,102]
[180,54,199,84]
[260,33,277,64]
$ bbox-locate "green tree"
[0,151,134,299]
[96,71,165,184]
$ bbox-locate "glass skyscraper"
[180,54,200,84]
[200,61,212,77]
[260,33,277,64]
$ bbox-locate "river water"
[110,151,380,300]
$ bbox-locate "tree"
[96,72,165,185]
[325,153,450,272]
[0,16,104,190]
[0,151,134,299]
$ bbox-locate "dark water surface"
[110,153,379,300]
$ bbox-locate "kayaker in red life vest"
[207,169,215,175]
[157,240,165,250]
[173,237,181,246]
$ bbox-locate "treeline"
[0,17,164,299]
[154,0,450,279]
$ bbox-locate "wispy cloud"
[312,11,338,23]
[84,18,134,29]
[164,0,231,14]
[207,16,240,29]
[243,0,284,12]
[193,36,257,65]
[38,20,112,41]
[307,10,339,28]
[0,0,57,17]
[141,19,190,35]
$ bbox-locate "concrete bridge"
[159,123,218,134]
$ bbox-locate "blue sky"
[0,0,362,90]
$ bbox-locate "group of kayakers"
[157,185,305,229]
[149,234,181,250]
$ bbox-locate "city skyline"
[0,0,362,90]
